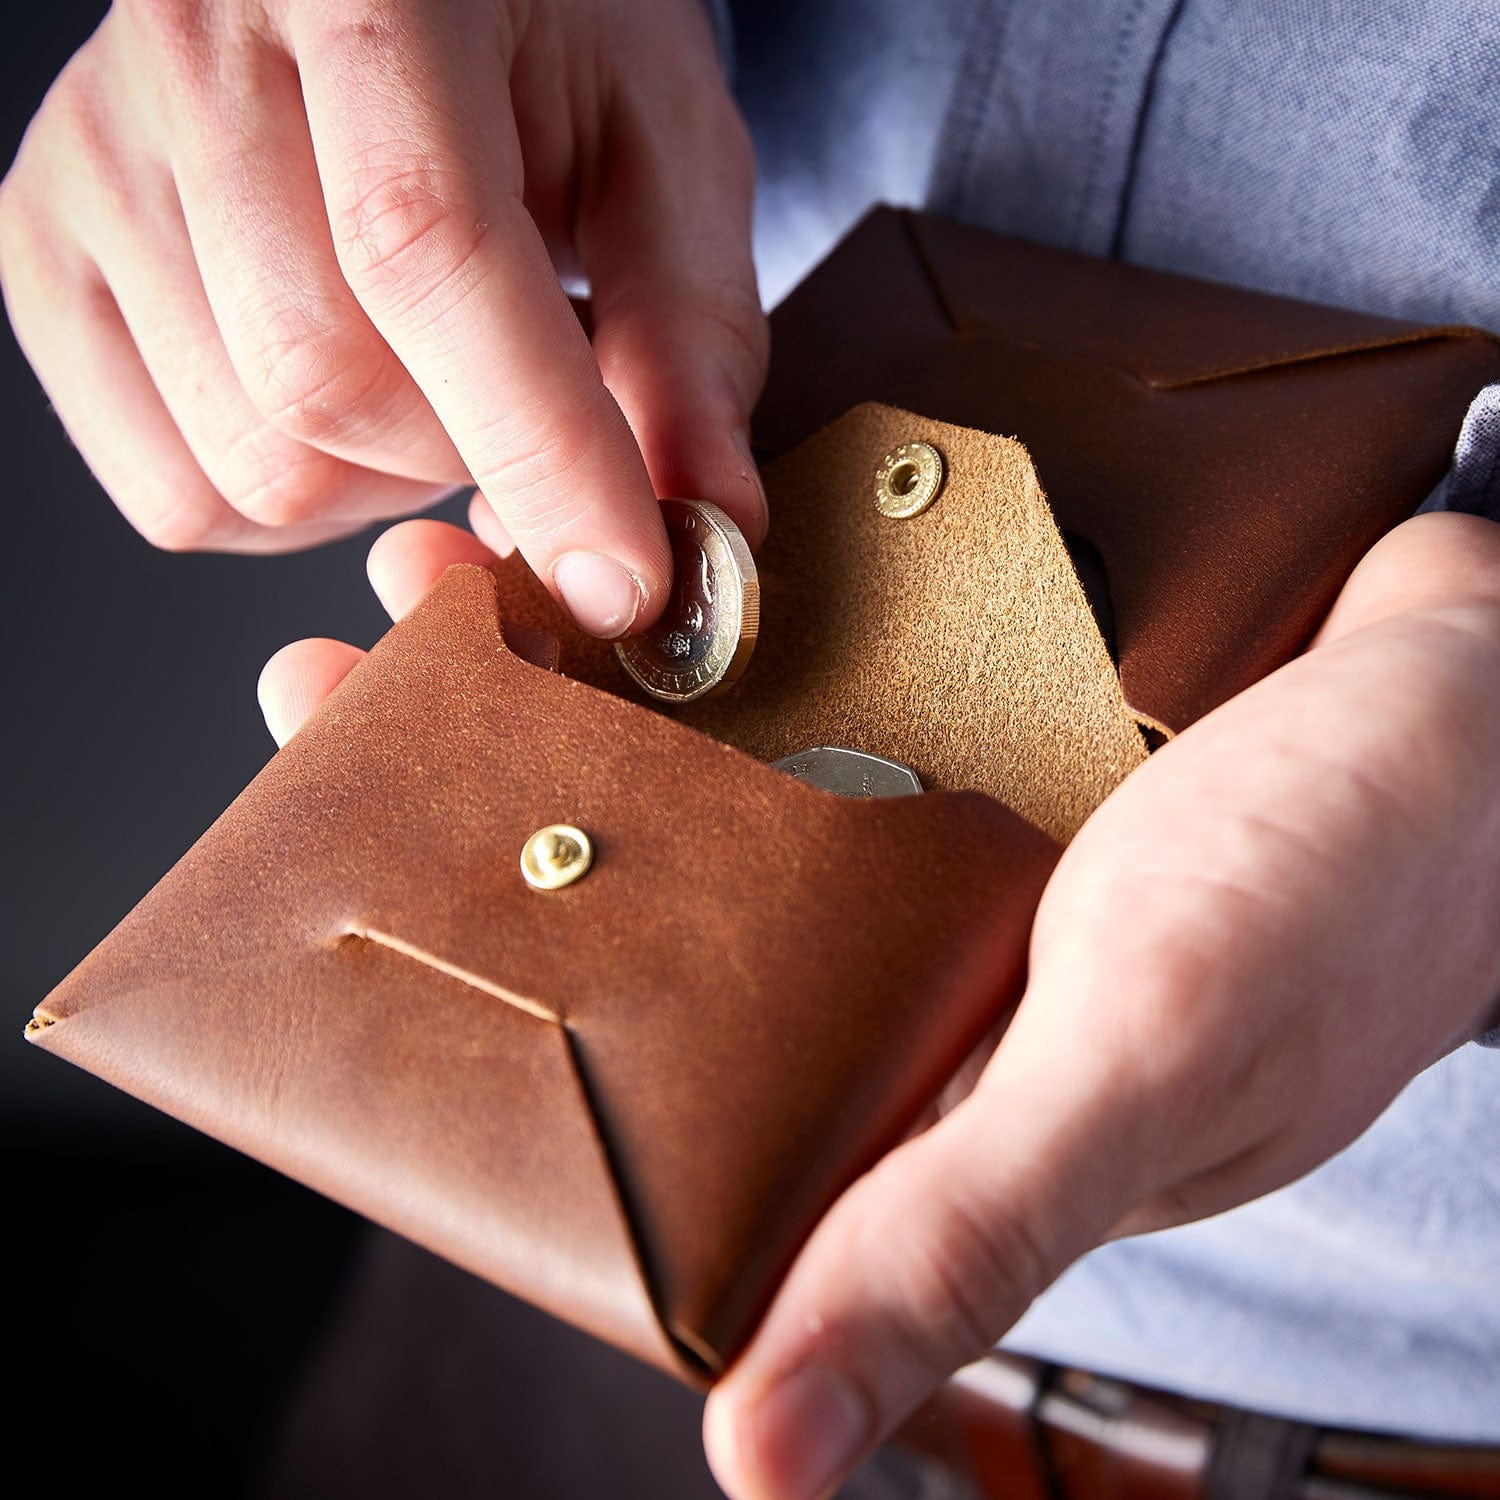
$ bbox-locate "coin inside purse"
[488,403,1146,842]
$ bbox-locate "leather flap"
[30,564,1061,1377]
[903,210,1492,389]
[32,936,683,1375]
[754,206,1500,730]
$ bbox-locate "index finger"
[289,0,671,637]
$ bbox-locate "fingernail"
[551,551,643,639]
[733,427,770,542]
[749,1366,871,1500]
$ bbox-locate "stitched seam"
[1462,429,1500,514]
[929,0,1016,222]
[1109,0,1191,258]
[1073,0,1152,250]
[347,926,561,1025]
[1474,431,1500,516]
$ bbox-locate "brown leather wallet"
[26,208,1500,1383]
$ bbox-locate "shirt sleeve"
[1422,381,1500,524]
[1427,383,1500,1048]
[1476,1007,1500,1050]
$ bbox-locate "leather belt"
[898,1353,1500,1499]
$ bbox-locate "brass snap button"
[521,824,594,890]
[875,441,945,518]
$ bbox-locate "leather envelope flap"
[753,207,1500,731]
[900,211,1484,389]
[30,564,1060,1379]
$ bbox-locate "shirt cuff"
[1434,380,1500,522]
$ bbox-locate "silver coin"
[772,746,924,798]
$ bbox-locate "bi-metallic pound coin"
[615,500,759,703]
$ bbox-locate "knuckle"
[117,0,204,56]
[594,277,768,413]
[331,152,490,312]
[505,490,594,550]
[697,279,770,388]
[134,495,217,553]
[41,56,110,164]
[27,54,149,232]
[0,177,27,283]
[469,409,600,545]
[225,434,344,528]
[242,311,395,446]
[878,1190,1050,1373]
[715,99,757,187]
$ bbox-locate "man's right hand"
[0,0,768,638]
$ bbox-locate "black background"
[4,7,828,1497]
[3,5,401,1492]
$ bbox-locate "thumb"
[703,1016,1144,1500]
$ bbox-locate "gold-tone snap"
[875,441,945,518]
[521,824,594,890]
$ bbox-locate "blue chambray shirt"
[718,0,1500,1442]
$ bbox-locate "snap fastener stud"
[875,441,945,518]
[521,824,594,890]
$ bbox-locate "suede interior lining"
[490,403,1148,842]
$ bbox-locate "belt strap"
[898,1354,1500,1500]
[1206,1410,1319,1500]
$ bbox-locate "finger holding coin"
[616,499,759,703]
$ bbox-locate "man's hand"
[0,0,766,637]
[702,512,1500,1497]
[257,510,1500,1498]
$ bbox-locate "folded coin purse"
[27,209,1500,1383]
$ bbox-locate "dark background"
[4,5,398,1491]
[4,8,825,1498]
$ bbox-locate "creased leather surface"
[751,207,1500,730]
[29,565,1061,1378]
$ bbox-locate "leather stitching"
[928,0,1017,226]
[1110,0,1192,258]
[1073,0,1152,251]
